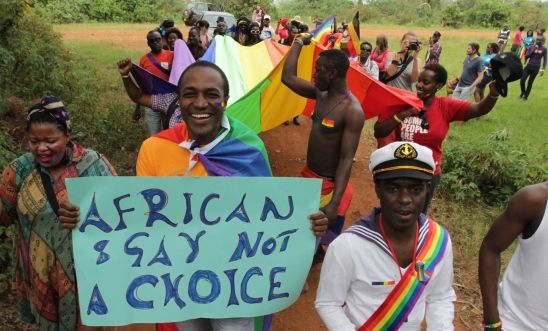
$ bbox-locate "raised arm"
[464,81,499,120]
[323,103,364,224]
[117,58,153,108]
[479,184,545,330]
[281,36,318,99]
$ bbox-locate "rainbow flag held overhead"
[311,15,336,43]
[226,40,423,133]
[201,36,289,105]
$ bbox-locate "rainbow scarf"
[347,209,449,331]
[155,114,271,177]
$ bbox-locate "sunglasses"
[250,30,260,35]
[361,48,372,52]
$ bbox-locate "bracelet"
[391,60,399,65]
[121,74,130,79]
[487,93,499,100]
[393,114,403,123]
[482,320,502,329]
[293,39,304,46]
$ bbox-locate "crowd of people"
[0,9,546,331]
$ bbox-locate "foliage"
[30,0,183,23]
[277,0,355,22]
[439,136,547,205]
[462,0,512,28]
[222,0,276,20]
[441,3,464,28]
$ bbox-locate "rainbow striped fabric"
[130,36,423,134]
[311,15,336,42]
[155,115,271,177]
[355,219,449,331]
[226,39,423,133]
[202,36,289,106]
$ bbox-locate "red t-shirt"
[380,97,470,175]
[139,49,174,80]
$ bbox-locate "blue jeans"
[145,107,162,136]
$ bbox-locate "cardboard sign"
[67,176,321,326]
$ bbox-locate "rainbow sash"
[356,219,449,331]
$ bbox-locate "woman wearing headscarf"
[0,96,116,330]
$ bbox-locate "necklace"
[378,213,419,278]
[313,90,350,121]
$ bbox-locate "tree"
[441,3,463,28]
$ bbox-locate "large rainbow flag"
[201,36,289,105]
[130,36,423,134]
[225,40,423,133]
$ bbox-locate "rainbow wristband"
[482,320,502,329]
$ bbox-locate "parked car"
[183,2,224,26]
[199,11,237,37]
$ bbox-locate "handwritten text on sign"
[67,177,321,326]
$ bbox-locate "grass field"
[48,22,547,329]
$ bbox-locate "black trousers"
[520,65,540,98]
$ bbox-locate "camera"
[408,41,420,51]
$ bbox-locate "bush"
[32,0,183,23]
[439,136,547,205]
[441,3,464,28]
[463,0,512,28]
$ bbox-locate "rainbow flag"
[154,115,271,177]
[358,220,449,330]
[202,36,289,105]
[311,15,336,43]
[226,40,423,133]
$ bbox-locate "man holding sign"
[315,142,455,330]
[61,61,328,330]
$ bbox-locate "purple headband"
[27,96,71,130]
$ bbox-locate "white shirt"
[498,200,548,331]
[260,26,275,40]
[361,58,379,80]
[315,211,455,331]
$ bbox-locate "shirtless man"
[281,34,365,243]
[479,181,548,330]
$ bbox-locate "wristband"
[391,60,399,65]
[393,114,403,123]
[121,74,130,79]
[482,320,502,329]
[293,39,304,46]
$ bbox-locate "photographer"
[384,31,422,91]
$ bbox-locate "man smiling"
[316,142,455,330]
[135,61,327,330]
